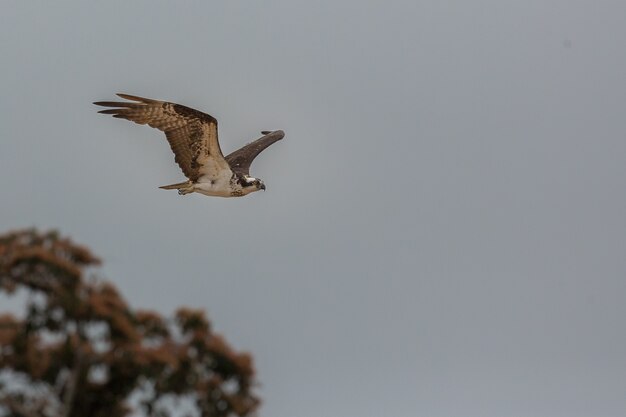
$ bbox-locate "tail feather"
[159,181,189,190]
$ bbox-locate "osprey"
[94,94,285,197]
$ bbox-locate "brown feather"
[94,94,229,182]
[116,93,159,104]
[225,130,285,175]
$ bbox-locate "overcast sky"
[1,2,626,416]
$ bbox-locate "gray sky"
[1,1,626,416]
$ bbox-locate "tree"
[0,229,259,417]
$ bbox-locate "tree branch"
[61,343,84,417]
[0,395,47,417]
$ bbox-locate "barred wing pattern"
[94,94,231,182]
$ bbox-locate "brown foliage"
[0,229,259,417]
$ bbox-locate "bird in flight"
[94,94,285,198]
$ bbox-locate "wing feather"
[225,130,285,175]
[94,94,230,181]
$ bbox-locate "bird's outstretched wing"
[226,130,285,175]
[94,94,230,182]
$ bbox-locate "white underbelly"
[194,172,237,197]
[194,186,235,197]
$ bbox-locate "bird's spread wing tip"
[116,93,157,103]
[261,130,285,139]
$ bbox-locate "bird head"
[241,175,266,192]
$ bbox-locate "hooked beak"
[260,183,266,191]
